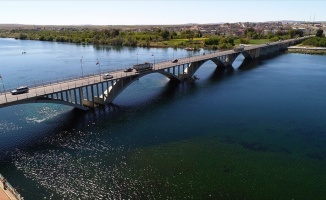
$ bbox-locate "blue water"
[1,38,326,199]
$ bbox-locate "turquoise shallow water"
[1,38,326,199]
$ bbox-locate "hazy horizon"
[0,20,324,27]
[0,1,325,26]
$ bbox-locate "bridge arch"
[185,54,244,77]
[103,58,229,104]
[103,71,182,104]
[240,51,254,60]
[158,71,182,82]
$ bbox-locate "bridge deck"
[0,48,235,106]
[0,37,310,109]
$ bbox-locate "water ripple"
[0,120,22,133]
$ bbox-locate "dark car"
[171,59,178,63]
[11,86,29,95]
[124,68,133,72]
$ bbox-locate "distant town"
[1,21,324,35]
[0,21,325,51]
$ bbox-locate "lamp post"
[137,50,139,64]
[151,52,155,68]
[1,78,7,103]
[96,59,101,81]
[80,56,84,78]
[96,59,101,73]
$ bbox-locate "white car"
[11,86,29,95]
[102,73,113,79]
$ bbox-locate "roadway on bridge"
[0,48,235,106]
[0,37,308,108]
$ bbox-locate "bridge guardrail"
[0,36,313,98]
[1,52,209,94]
[1,47,229,94]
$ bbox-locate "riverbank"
[0,174,23,200]
[287,46,326,55]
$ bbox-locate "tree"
[161,30,170,40]
[245,27,256,38]
[227,37,235,46]
[196,31,202,38]
[19,33,28,40]
[181,30,195,41]
[297,29,304,37]
[112,29,120,37]
[316,29,324,37]
[39,35,45,41]
[204,36,219,45]
[288,29,296,38]
[240,37,249,44]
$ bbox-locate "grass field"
[154,38,270,49]
[234,39,270,45]
[152,38,207,48]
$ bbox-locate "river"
[1,38,326,199]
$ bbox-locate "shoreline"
[287,46,326,55]
[0,173,23,200]
[1,37,325,55]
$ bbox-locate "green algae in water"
[121,134,326,200]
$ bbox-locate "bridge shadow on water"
[66,58,264,123]
[238,58,263,70]
[0,56,275,158]
[238,52,286,70]
[0,82,181,158]
[207,66,235,83]
[11,59,267,142]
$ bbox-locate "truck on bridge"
[133,62,153,72]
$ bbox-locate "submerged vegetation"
[0,26,311,50]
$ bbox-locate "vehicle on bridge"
[103,73,113,79]
[11,86,29,95]
[133,62,153,72]
[234,45,245,52]
[124,67,133,72]
[171,59,178,63]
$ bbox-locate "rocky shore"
[287,46,326,55]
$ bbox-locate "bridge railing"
[0,36,313,101]
[0,50,228,102]
[0,71,135,104]
[1,51,213,95]
[1,66,137,94]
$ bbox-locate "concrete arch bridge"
[0,37,311,110]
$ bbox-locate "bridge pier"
[224,53,239,67]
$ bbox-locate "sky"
[0,0,325,25]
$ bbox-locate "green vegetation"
[300,29,326,47]
[302,37,326,47]
[0,27,308,50]
[316,29,324,37]
[235,38,269,45]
